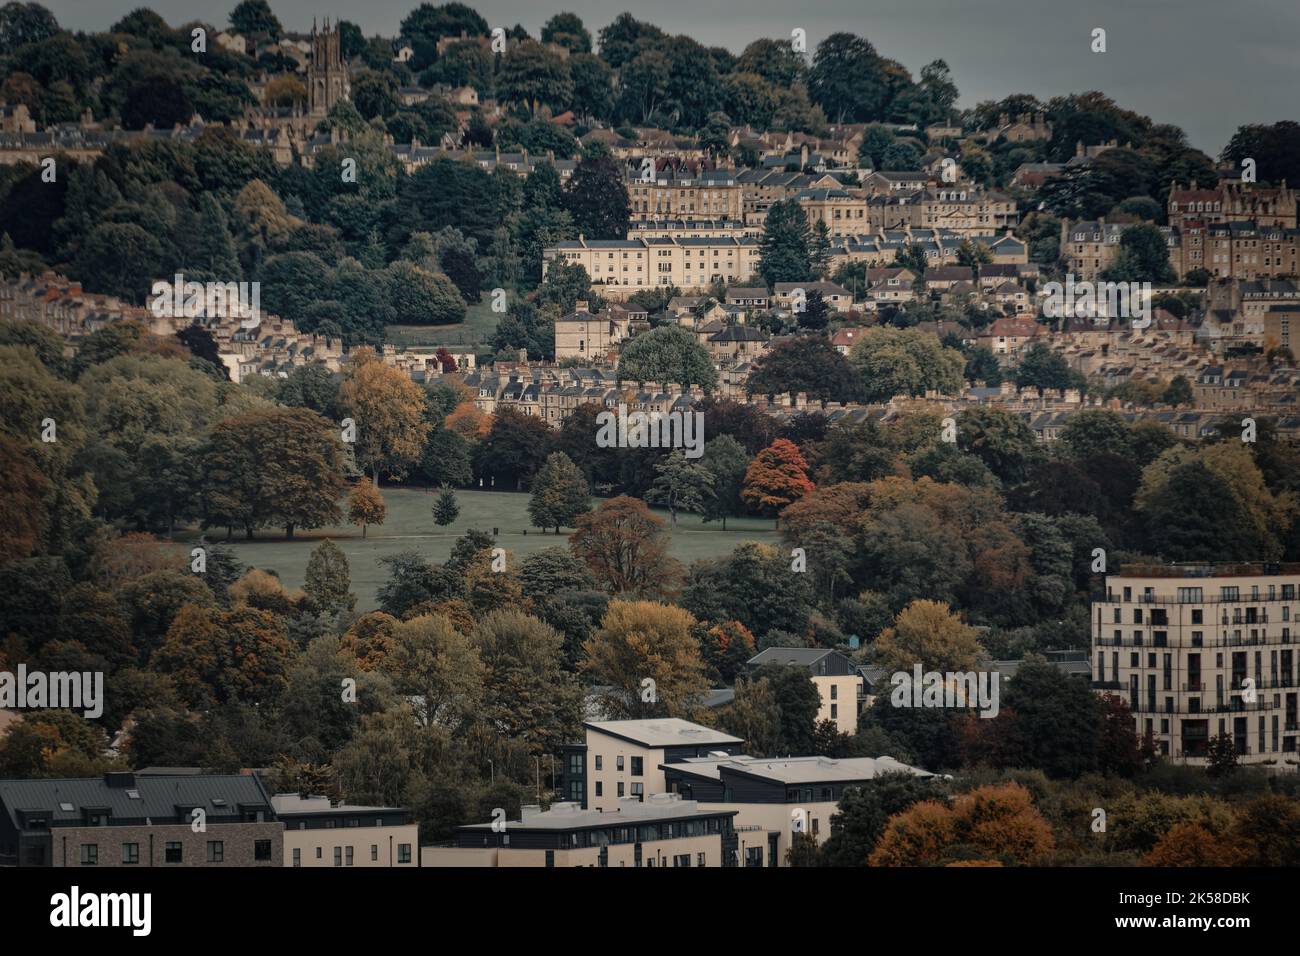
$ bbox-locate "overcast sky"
[41,0,1300,155]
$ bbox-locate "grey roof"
[460,794,735,831]
[0,773,273,828]
[748,646,838,667]
[665,754,933,785]
[584,718,742,748]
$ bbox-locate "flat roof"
[460,795,736,831]
[662,754,933,785]
[585,718,743,748]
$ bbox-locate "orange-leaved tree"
[741,437,814,516]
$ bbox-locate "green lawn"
[209,488,778,611]
[386,301,500,351]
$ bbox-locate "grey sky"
[43,0,1300,155]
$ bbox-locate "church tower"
[308,18,349,116]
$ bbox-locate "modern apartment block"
[557,719,745,810]
[0,772,281,867]
[1091,564,1300,769]
[423,794,739,867]
[661,754,932,867]
[272,794,419,868]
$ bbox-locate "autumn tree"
[381,613,484,727]
[1142,823,1246,867]
[528,451,590,532]
[348,481,386,537]
[741,438,814,516]
[874,600,982,673]
[870,783,1053,866]
[337,349,430,484]
[153,603,297,709]
[569,495,682,598]
[582,601,709,719]
[304,539,356,617]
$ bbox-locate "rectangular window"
[80,844,98,866]
[594,755,602,771]
[630,757,643,777]
[293,848,301,867]
[345,846,354,866]
[207,841,224,863]
[164,842,182,864]
[398,844,412,864]
[334,847,342,867]
[122,843,139,865]
[254,840,272,862]
[371,845,378,861]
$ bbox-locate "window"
[80,844,98,866]
[207,841,224,863]
[334,847,342,867]
[398,844,412,864]
[616,756,624,771]
[345,846,354,866]
[254,840,272,862]
[315,847,322,859]
[292,848,301,867]
[594,755,602,771]
[122,843,139,865]
[630,757,643,777]
[697,852,706,867]
[595,782,603,797]
[165,842,182,864]
[617,782,625,797]
[371,845,378,861]
[631,783,644,800]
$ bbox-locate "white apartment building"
[1092,564,1300,769]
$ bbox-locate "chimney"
[575,300,589,313]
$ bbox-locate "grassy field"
[208,488,778,611]
[386,301,500,351]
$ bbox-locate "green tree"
[433,486,460,526]
[528,452,590,532]
[228,0,281,37]
[700,435,749,530]
[562,155,629,240]
[849,327,965,402]
[617,324,717,392]
[759,199,812,285]
[646,450,714,527]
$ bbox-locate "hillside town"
[0,1,1299,899]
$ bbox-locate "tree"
[541,12,591,53]
[849,327,965,402]
[700,435,749,530]
[874,600,982,674]
[617,325,717,392]
[808,33,887,124]
[818,774,936,866]
[229,0,280,37]
[203,407,345,539]
[759,199,812,285]
[562,155,629,240]
[0,2,59,56]
[0,434,48,564]
[474,406,553,490]
[472,609,583,752]
[1101,223,1177,284]
[582,601,709,719]
[870,783,1053,866]
[304,539,355,617]
[528,452,590,532]
[384,260,466,325]
[747,337,860,404]
[1140,461,1256,562]
[348,482,386,538]
[570,496,681,598]
[1206,733,1238,777]
[337,350,431,483]
[153,604,296,709]
[433,486,460,526]
[1015,342,1072,392]
[741,438,814,515]
[646,451,713,527]
[1142,823,1245,867]
[1163,374,1193,407]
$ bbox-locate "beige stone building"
[553,302,630,362]
[1092,564,1300,768]
[626,167,743,222]
[544,236,760,299]
[272,794,418,868]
